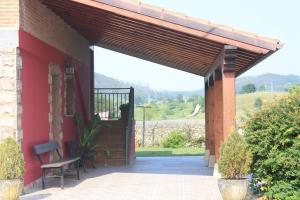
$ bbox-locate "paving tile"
[21,156,222,200]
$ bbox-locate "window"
[65,75,75,116]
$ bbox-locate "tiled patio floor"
[21,156,222,200]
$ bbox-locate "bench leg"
[91,156,96,169]
[77,160,80,180]
[82,158,87,173]
[60,167,64,189]
[42,169,45,189]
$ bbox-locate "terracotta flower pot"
[0,179,23,200]
[218,178,248,200]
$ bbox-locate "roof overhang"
[40,0,282,76]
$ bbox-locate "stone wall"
[135,119,205,147]
[0,0,19,29]
[0,0,21,142]
[0,47,22,142]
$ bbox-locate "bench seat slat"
[41,157,80,168]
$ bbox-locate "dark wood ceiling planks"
[39,0,281,77]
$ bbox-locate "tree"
[240,83,256,94]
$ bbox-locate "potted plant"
[0,138,24,200]
[74,113,103,169]
[217,132,252,200]
[103,146,111,167]
[119,103,129,120]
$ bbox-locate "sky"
[94,0,300,91]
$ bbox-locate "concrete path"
[21,156,222,200]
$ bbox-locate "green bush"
[0,138,24,180]
[161,131,186,148]
[244,87,300,199]
[185,135,205,148]
[218,132,252,179]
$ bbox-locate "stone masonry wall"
[135,119,205,147]
[0,0,22,143]
[0,0,19,29]
[0,47,22,142]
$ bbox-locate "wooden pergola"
[40,0,282,164]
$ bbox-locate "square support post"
[89,47,95,118]
[213,69,223,160]
[204,45,237,165]
[204,82,210,160]
[207,76,216,166]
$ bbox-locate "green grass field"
[136,147,205,157]
[135,101,204,121]
[134,92,288,121]
[236,91,287,118]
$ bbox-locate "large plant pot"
[218,178,248,200]
[0,179,23,200]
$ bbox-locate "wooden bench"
[34,141,80,189]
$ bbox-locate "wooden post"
[213,69,223,160]
[204,45,237,165]
[89,47,95,118]
[142,107,145,147]
[208,75,216,167]
[204,81,210,160]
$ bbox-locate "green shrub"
[218,132,252,179]
[0,138,24,180]
[244,87,300,199]
[161,131,186,148]
[185,135,205,148]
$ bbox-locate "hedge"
[244,87,300,199]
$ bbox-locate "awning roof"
[40,0,282,76]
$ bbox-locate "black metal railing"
[94,88,131,119]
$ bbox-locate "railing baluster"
[112,93,115,118]
[117,93,119,118]
[121,93,123,106]
[97,90,100,114]
[101,93,103,114]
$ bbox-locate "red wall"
[19,30,90,185]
